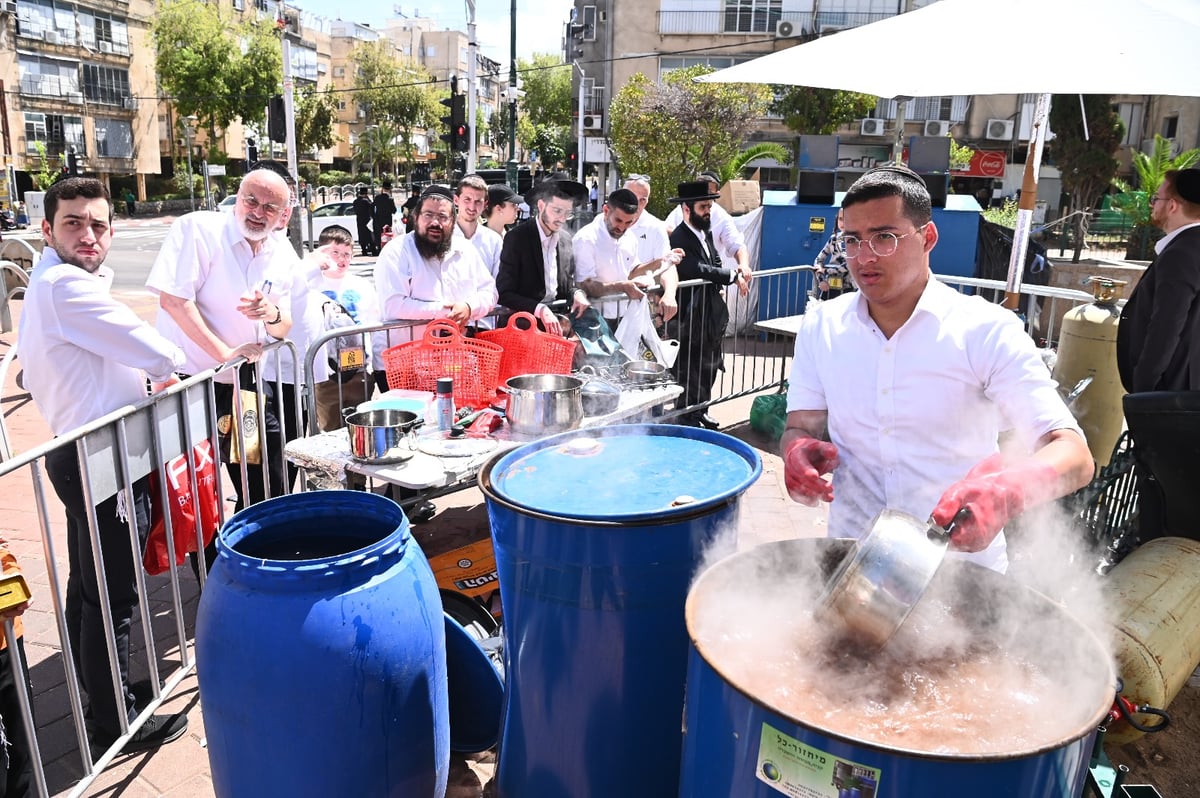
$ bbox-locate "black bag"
[569,307,630,369]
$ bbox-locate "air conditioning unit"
[582,114,602,130]
[986,118,1014,141]
[860,118,886,137]
[123,97,138,110]
[66,92,83,103]
[44,30,59,44]
[774,19,801,38]
[99,41,113,53]
[1,1,16,16]
[923,120,950,137]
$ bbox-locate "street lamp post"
[184,115,197,212]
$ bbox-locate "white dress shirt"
[629,211,671,266]
[787,278,1083,572]
[666,201,746,261]
[572,215,639,284]
[456,222,504,278]
[20,247,185,436]
[538,220,559,304]
[146,211,299,383]
[374,232,498,339]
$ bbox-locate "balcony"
[656,10,893,36]
[19,77,83,102]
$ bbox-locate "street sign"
[583,136,609,164]
[206,164,226,177]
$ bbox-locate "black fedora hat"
[670,180,721,204]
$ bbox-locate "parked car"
[216,195,238,214]
[306,201,359,247]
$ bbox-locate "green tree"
[295,85,339,155]
[152,0,281,134]
[489,107,511,155]
[1047,94,1124,262]
[949,137,974,171]
[609,67,774,218]
[529,126,565,169]
[518,54,572,131]
[353,122,406,180]
[1111,133,1200,259]
[30,142,60,190]
[715,142,792,184]
[351,42,440,163]
[771,87,878,135]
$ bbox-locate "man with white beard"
[148,167,298,511]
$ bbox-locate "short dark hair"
[318,224,353,247]
[842,163,932,226]
[381,180,393,190]
[458,174,488,196]
[45,177,111,225]
[606,188,639,215]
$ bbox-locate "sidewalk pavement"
[0,290,825,797]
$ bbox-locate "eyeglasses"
[1149,195,1170,205]
[843,223,930,259]
[239,194,284,218]
[543,204,574,221]
[626,174,650,183]
[419,211,452,225]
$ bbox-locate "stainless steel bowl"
[345,409,422,464]
[817,509,955,649]
[503,374,584,435]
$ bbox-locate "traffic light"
[247,138,258,166]
[567,142,579,167]
[268,95,286,143]
[440,93,467,151]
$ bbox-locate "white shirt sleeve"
[572,227,599,283]
[713,204,746,259]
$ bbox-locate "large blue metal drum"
[196,492,449,798]
[679,538,1115,798]
[480,424,762,798]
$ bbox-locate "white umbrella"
[700,0,1200,299]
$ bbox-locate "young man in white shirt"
[22,177,191,754]
[782,164,1094,573]
[454,174,504,279]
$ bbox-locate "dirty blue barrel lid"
[444,614,503,753]
[486,423,761,522]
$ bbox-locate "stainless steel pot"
[580,378,621,416]
[503,374,584,435]
[816,507,968,649]
[624,360,667,384]
[344,409,423,463]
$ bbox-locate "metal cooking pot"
[344,408,423,463]
[579,373,621,416]
[624,360,667,384]
[816,507,968,649]
[502,374,584,435]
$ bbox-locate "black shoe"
[409,500,437,524]
[90,712,188,757]
[697,413,721,430]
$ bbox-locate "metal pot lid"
[483,423,761,521]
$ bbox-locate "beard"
[415,227,453,260]
[690,211,712,232]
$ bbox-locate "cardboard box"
[718,179,761,215]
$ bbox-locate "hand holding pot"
[931,453,1059,552]
[783,436,838,506]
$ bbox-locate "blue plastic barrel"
[196,492,449,798]
[480,423,762,798]
[679,539,1115,798]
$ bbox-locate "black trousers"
[45,447,150,742]
[356,220,375,255]
[0,640,35,798]
[666,285,728,410]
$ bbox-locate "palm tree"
[1111,134,1200,259]
[714,142,791,184]
[352,122,405,182]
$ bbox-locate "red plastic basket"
[478,311,577,384]
[381,319,503,407]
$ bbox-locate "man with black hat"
[668,181,752,429]
[666,170,751,279]
[1117,167,1200,393]
[496,177,590,336]
[781,164,1092,573]
[353,186,375,256]
[373,180,398,253]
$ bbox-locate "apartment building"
[3,0,157,201]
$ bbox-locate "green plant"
[30,142,59,190]
[715,143,791,184]
[1111,133,1200,229]
[982,198,1019,228]
[949,137,974,171]
[317,170,354,187]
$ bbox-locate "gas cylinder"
[1104,536,1200,745]
[1051,276,1127,466]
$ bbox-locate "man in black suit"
[373,180,397,253]
[496,178,590,335]
[352,186,374,256]
[667,181,752,429]
[1117,167,1200,393]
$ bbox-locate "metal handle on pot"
[926,507,972,544]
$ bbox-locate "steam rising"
[686,501,1116,756]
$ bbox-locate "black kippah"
[1174,169,1200,204]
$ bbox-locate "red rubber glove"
[930,453,1059,553]
[783,437,839,506]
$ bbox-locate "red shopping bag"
[144,440,220,575]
